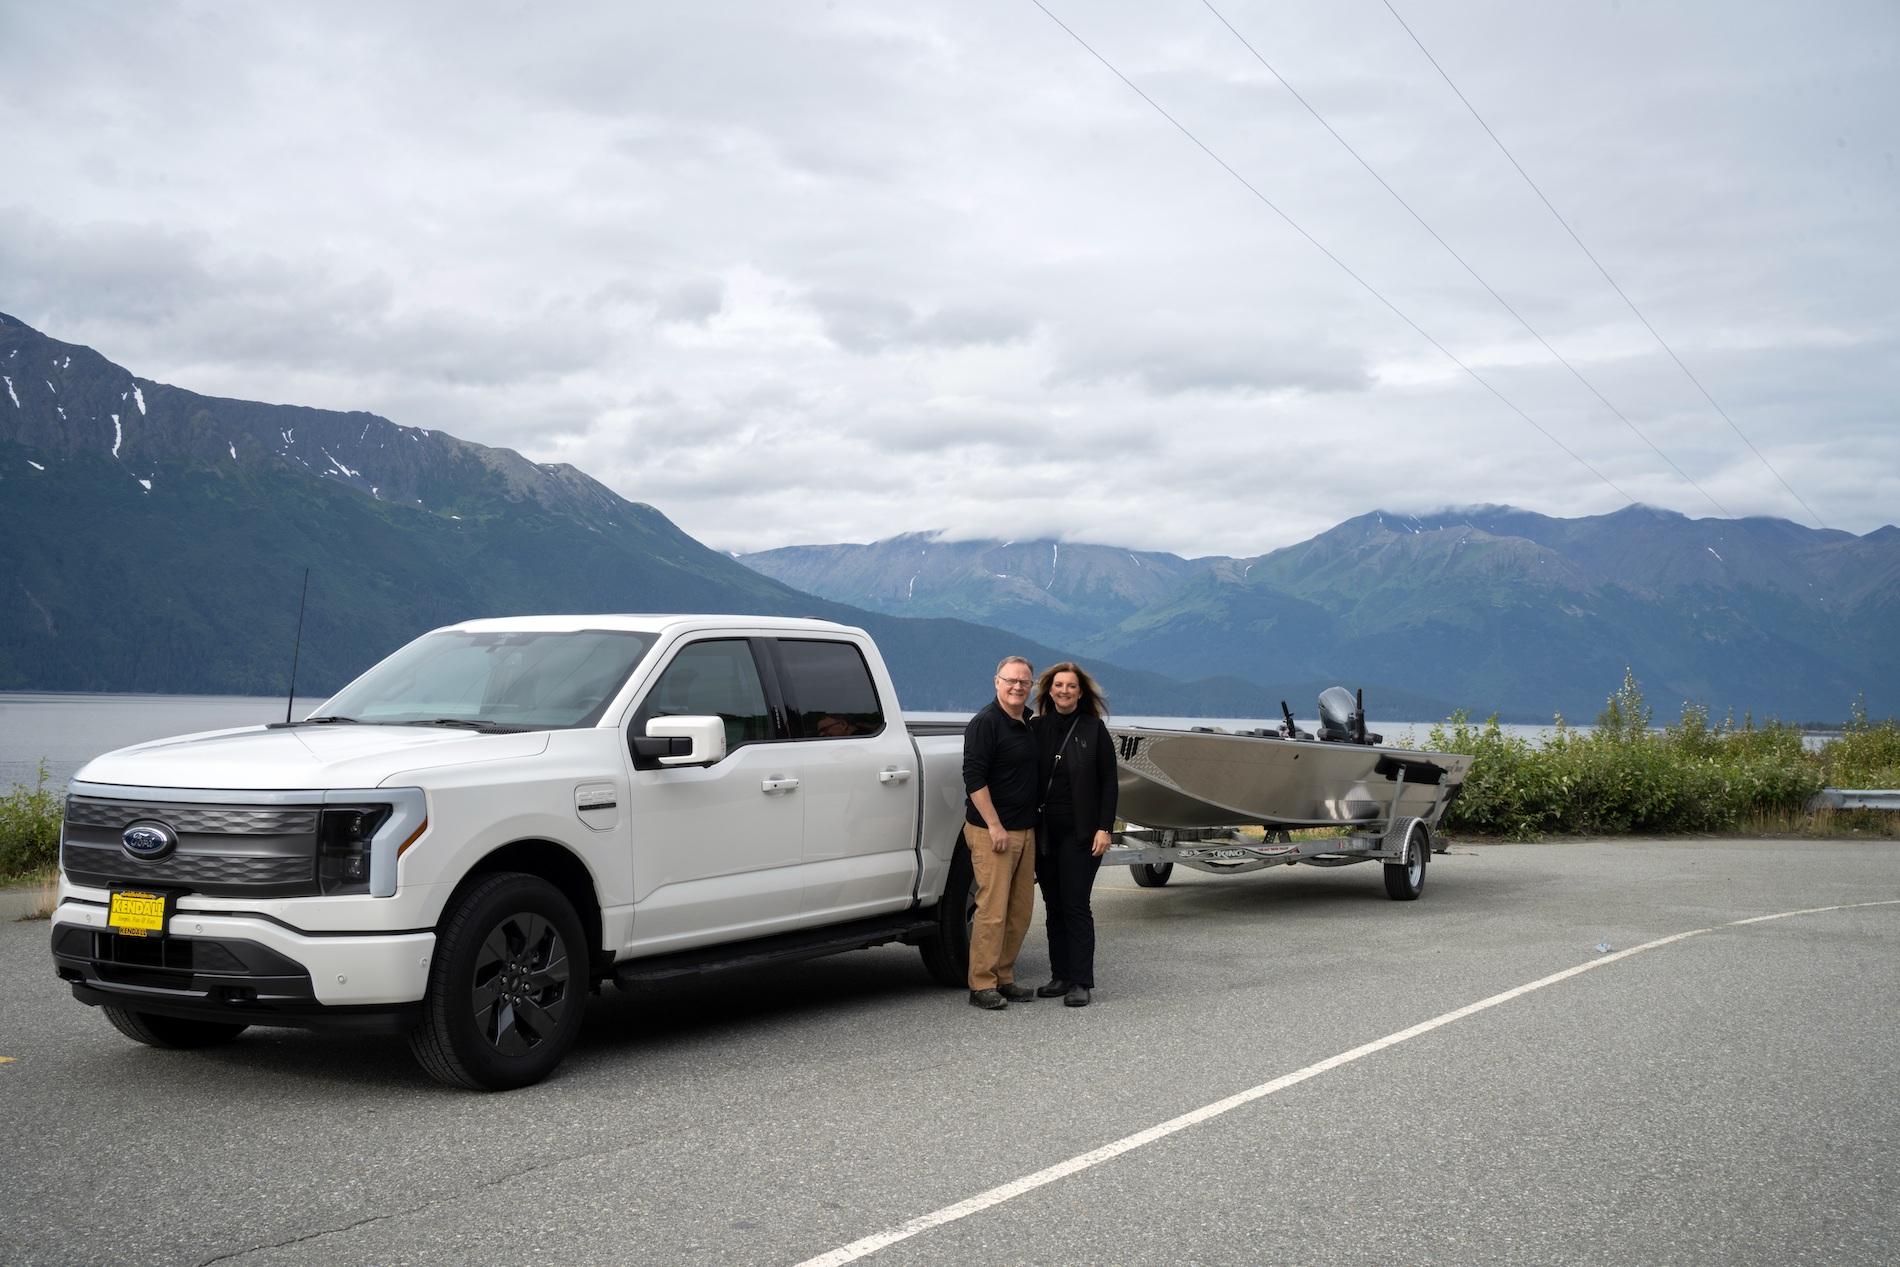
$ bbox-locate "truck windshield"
[315,629,656,730]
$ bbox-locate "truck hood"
[74,724,553,791]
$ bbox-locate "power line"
[1379,0,1827,530]
[1026,0,1641,507]
[1199,0,1734,520]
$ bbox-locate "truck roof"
[443,613,866,638]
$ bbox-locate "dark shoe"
[1035,979,1072,998]
[968,988,1007,1010]
[1063,985,1091,1007]
[996,982,1036,1002]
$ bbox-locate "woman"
[1030,661,1118,1007]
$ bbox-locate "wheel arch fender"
[1382,815,1429,856]
[453,839,606,979]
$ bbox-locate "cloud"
[655,279,726,326]
[2,0,1894,557]
[1048,318,1369,396]
[809,290,1033,354]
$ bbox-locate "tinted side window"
[775,639,885,739]
[632,639,774,757]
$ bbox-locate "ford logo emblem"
[121,820,178,861]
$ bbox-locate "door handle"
[761,777,800,794]
[878,768,913,785]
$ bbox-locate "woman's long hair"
[1035,661,1109,719]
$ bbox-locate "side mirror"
[642,716,727,767]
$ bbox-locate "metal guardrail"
[1808,788,1900,812]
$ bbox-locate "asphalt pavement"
[2,838,1896,1266]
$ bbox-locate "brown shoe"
[996,982,1036,1002]
[968,988,1007,1010]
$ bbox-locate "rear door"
[621,636,805,953]
[765,636,921,920]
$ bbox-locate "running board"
[613,912,940,986]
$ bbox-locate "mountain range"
[741,509,1900,723]
[0,313,1310,715]
[5,311,1892,724]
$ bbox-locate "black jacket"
[1033,709,1118,835]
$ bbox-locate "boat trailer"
[1100,687,1474,901]
[1104,816,1439,901]
[1102,738,1464,901]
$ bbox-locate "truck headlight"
[318,805,392,895]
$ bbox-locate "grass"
[1,762,61,885]
[7,867,59,920]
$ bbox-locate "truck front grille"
[62,800,317,835]
[62,794,323,898]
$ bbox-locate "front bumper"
[51,899,435,1034]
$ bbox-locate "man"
[961,654,1040,1009]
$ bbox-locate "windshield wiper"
[267,714,360,729]
[421,718,537,734]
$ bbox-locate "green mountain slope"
[0,313,1264,714]
[735,508,1898,721]
[741,533,1215,648]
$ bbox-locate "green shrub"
[1823,698,1900,788]
[1426,671,1829,837]
[0,761,63,879]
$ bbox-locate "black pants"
[1037,811,1104,988]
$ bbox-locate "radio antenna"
[285,567,310,724]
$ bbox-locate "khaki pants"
[965,823,1036,990]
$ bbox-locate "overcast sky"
[5,1,1894,557]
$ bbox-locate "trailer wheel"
[1130,862,1173,887]
[409,872,588,1091]
[918,839,975,987]
[1382,821,1428,901]
[103,1006,249,1049]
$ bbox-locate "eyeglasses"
[997,677,1032,688]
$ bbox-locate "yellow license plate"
[108,889,170,938]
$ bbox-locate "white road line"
[793,898,1900,1267]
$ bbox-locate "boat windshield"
[314,629,656,730]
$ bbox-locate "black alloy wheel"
[473,911,571,1056]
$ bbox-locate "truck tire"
[917,841,974,987]
[103,1006,248,1049]
[409,872,588,1091]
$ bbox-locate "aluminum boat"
[1110,687,1473,831]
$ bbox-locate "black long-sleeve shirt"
[962,699,1039,829]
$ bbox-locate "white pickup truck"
[51,615,975,1089]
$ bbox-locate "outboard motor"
[1316,686,1382,745]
